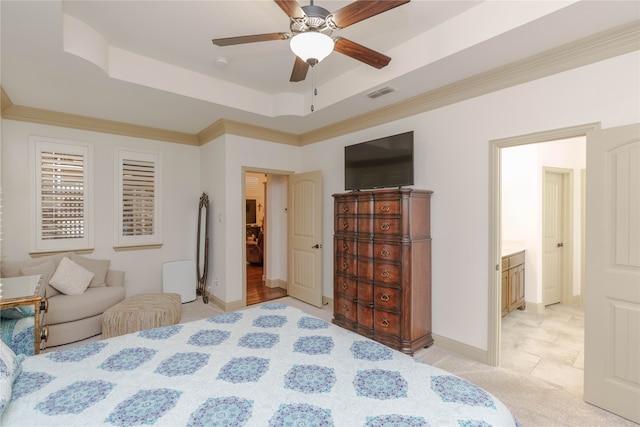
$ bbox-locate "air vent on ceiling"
[365,86,397,99]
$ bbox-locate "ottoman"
[102,293,182,339]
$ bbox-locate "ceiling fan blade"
[274,0,305,18]
[290,56,310,82]
[331,0,410,29]
[212,32,289,46]
[334,37,391,69]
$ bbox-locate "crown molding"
[298,21,640,145]
[0,97,199,145]
[1,87,13,113]
[198,119,300,146]
[2,21,638,147]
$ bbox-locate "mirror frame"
[196,192,209,304]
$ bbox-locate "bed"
[1,302,519,426]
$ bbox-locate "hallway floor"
[246,263,287,305]
[501,303,584,396]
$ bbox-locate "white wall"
[301,51,639,351]
[200,134,299,304]
[199,135,226,301]
[502,144,539,304]
[502,137,586,306]
[1,120,201,295]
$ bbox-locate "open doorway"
[489,124,594,396]
[499,139,584,394]
[244,171,288,305]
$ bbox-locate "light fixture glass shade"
[290,32,334,64]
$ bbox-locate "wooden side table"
[0,275,48,354]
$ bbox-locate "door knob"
[312,243,323,249]
[557,243,564,247]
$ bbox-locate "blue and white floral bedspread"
[2,303,519,426]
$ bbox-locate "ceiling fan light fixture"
[290,32,334,65]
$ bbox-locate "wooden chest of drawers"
[332,188,433,355]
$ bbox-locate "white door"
[585,123,640,423]
[543,170,565,305]
[288,170,323,307]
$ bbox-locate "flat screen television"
[345,131,414,191]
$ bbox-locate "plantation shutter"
[122,159,155,236]
[30,137,93,253]
[116,150,161,247]
[40,151,85,240]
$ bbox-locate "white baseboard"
[525,301,545,314]
[570,295,583,306]
[432,333,489,365]
[265,278,287,289]
[322,295,333,309]
[206,292,244,312]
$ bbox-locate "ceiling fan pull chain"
[311,64,316,112]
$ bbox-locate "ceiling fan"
[212,0,410,82]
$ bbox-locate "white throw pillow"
[49,257,94,295]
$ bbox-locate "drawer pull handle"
[381,269,390,279]
[380,247,390,257]
[343,262,349,270]
[343,304,349,313]
[381,204,390,212]
[343,221,349,230]
[342,243,348,252]
[381,222,390,231]
[380,293,390,302]
[342,282,348,290]
[381,318,390,327]
[342,205,349,213]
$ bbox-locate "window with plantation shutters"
[30,137,93,253]
[116,150,161,247]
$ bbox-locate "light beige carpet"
[416,346,637,427]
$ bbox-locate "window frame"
[115,148,162,248]
[29,136,94,253]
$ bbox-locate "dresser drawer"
[374,262,401,284]
[373,218,402,236]
[357,258,374,280]
[335,276,357,299]
[336,216,356,234]
[357,241,373,258]
[335,238,356,256]
[336,200,355,215]
[356,217,373,235]
[374,199,401,215]
[335,295,357,323]
[357,304,374,329]
[374,286,401,311]
[357,281,374,303]
[336,255,357,276]
[374,310,401,336]
[357,199,373,214]
[373,242,401,261]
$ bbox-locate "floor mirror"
[197,192,209,304]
